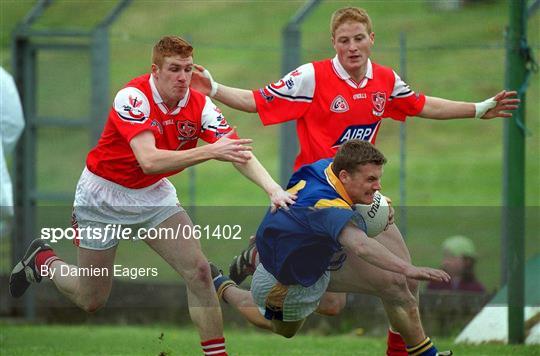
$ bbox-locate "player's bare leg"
[317,224,417,317]
[10,238,117,313]
[48,246,117,313]
[270,319,305,338]
[376,224,419,300]
[218,282,303,338]
[375,224,419,354]
[221,286,272,330]
[328,250,426,346]
[315,291,346,316]
[211,262,272,331]
[145,212,223,341]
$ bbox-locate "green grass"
[1,323,539,355]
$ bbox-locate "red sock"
[386,329,408,356]
[35,250,61,278]
[201,337,227,356]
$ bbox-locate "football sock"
[406,337,438,356]
[201,337,227,356]
[386,328,408,356]
[35,250,61,278]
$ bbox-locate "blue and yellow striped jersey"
[256,159,363,287]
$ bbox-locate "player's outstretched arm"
[130,130,253,174]
[191,64,257,113]
[339,224,450,282]
[232,154,297,212]
[419,90,519,120]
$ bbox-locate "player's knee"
[317,295,346,316]
[274,325,299,338]
[272,319,303,338]
[278,329,297,339]
[378,274,415,306]
[406,278,419,296]
[81,296,108,313]
[185,257,212,288]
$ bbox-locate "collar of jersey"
[149,74,189,114]
[324,163,353,206]
[331,55,372,89]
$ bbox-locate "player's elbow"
[137,155,161,175]
[138,160,155,174]
[351,239,370,259]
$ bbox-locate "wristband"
[202,69,219,97]
[474,97,496,119]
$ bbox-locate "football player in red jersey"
[191,7,518,355]
[9,36,295,356]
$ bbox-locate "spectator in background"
[427,235,486,293]
[0,67,25,235]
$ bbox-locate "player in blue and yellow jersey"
[211,140,452,356]
[193,7,517,354]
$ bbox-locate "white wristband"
[211,82,219,98]
[202,68,219,97]
[474,97,496,119]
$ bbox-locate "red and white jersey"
[253,56,426,170]
[86,74,234,188]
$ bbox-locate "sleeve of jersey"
[111,87,157,143]
[200,97,238,143]
[383,71,426,121]
[253,63,315,126]
[307,207,355,244]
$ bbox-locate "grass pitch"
[1,323,539,356]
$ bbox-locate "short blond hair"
[330,7,372,37]
[152,35,193,68]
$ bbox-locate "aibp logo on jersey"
[332,122,380,147]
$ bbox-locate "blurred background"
[0,0,539,353]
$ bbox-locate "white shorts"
[72,167,183,250]
[251,264,330,322]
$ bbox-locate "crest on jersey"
[118,95,147,122]
[330,95,349,113]
[177,120,198,140]
[371,92,386,116]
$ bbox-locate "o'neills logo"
[371,92,386,116]
[367,193,381,218]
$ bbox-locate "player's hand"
[404,265,451,283]
[269,187,297,213]
[383,195,394,228]
[480,90,520,119]
[211,129,253,163]
[191,64,217,97]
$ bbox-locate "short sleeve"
[306,207,355,243]
[383,71,426,121]
[199,96,237,143]
[111,87,157,142]
[253,63,315,126]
